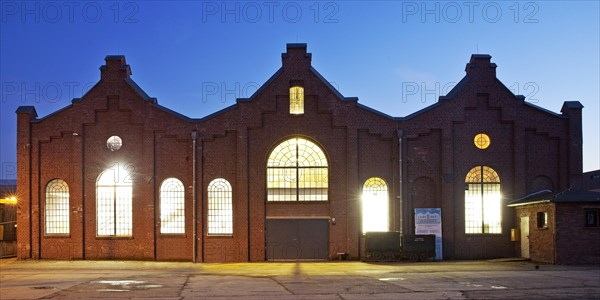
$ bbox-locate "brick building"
[508,189,600,264]
[16,44,585,262]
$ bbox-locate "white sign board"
[414,208,443,260]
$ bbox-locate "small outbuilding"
[508,189,600,264]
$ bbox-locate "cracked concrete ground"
[0,259,598,299]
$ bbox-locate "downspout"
[81,131,86,259]
[191,131,198,263]
[397,129,404,235]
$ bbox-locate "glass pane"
[362,177,389,233]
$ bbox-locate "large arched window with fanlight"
[267,137,328,201]
[362,177,388,233]
[96,166,133,237]
[465,166,502,234]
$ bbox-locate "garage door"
[266,219,328,260]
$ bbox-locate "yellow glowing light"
[0,196,18,205]
[362,177,389,233]
[474,133,491,149]
[289,86,304,115]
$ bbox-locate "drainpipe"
[397,129,404,235]
[192,131,198,263]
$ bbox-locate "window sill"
[206,234,233,238]
[95,236,134,240]
[44,234,71,238]
[160,234,187,238]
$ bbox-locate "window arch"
[160,178,185,234]
[45,179,70,235]
[96,167,132,236]
[208,178,233,235]
[289,86,304,114]
[267,137,328,201]
[465,166,502,234]
[362,177,389,233]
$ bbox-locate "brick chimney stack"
[100,55,131,81]
[282,43,312,72]
[465,54,497,77]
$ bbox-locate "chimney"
[561,101,584,189]
[282,43,312,72]
[465,54,496,77]
[100,55,131,81]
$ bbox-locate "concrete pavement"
[1,258,599,299]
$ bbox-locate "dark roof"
[562,101,584,110]
[508,189,600,207]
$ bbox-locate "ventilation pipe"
[397,129,404,235]
[191,131,198,263]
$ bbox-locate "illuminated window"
[208,178,233,235]
[267,137,328,201]
[289,86,304,115]
[107,136,122,151]
[96,167,132,236]
[45,179,70,235]
[362,177,388,233]
[474,133,490,150]
[160,178,185,234]
[537,212,548,228]
[465,166,502,234]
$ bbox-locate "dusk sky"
[1,1,599,179]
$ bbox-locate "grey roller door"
[266,219,328,260]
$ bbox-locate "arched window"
[96,166,133,236]
[267,137,328,201]
[362,177,388,233]
[208,178,233,235]
[45,179,70,235]
[465,166,502,234]
[160,178,185,234]
[289,86,304,114]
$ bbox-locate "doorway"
[266,219,328,260]
[520,216,530,258]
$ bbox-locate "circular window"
[106,136,123,151]
[474,133,490,150]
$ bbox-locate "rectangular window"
[537,211,548,228]
[585,209,599,227]
[289,86,304,115]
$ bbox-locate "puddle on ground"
[379,277,406,281]
[92,280,163,292]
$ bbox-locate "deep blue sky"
[1,1,599,180]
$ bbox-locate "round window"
[474,133,490,150]
[106,136,123,151]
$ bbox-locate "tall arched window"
[96,167,133,236]
[267,137,328,201]
[208,178,233,235]
[289,86,304,115]
[362,177,389,233]
[160,178,185,234]
[465,166,502,234]
[45,179,70,235]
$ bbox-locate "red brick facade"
[16,44,584,262]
